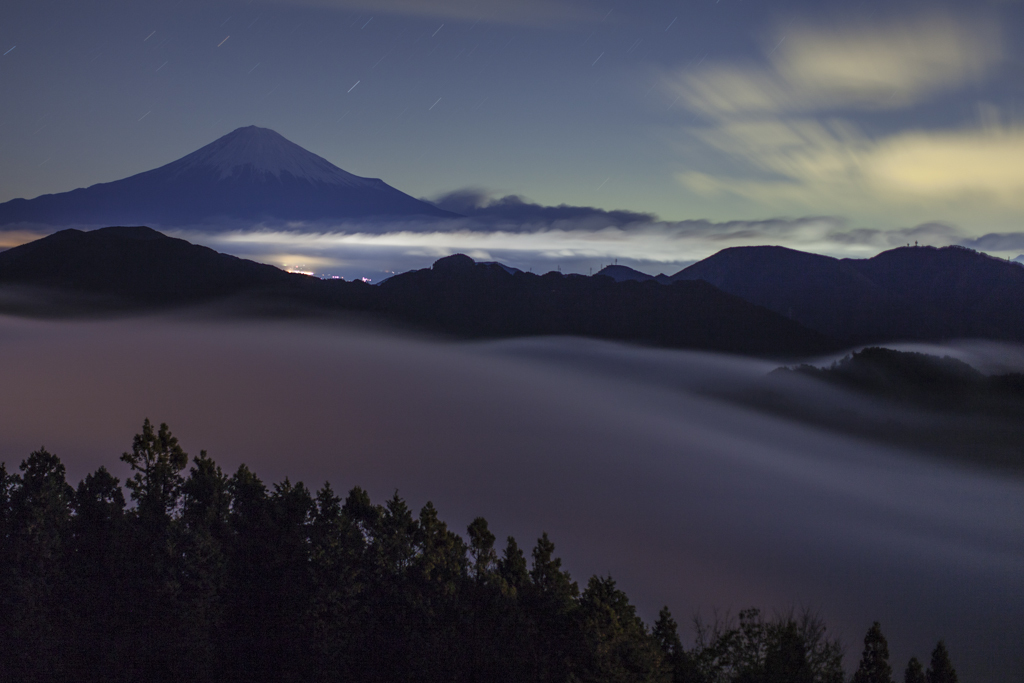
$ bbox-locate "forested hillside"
[0,421,958,682]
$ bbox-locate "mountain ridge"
[0,227,834,357]
[595,264,672,285]
[664,244,1024,344]
[9,227,1024,351]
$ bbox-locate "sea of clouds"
[1,314,1021,682]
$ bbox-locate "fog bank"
[0,316,1021,681]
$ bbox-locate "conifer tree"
[0,462,10,536]
[267,478,316,674]
[531,531,577,599]
[221,464,272,678]
[1,449,75,681]
[306,482,353,682]
[68,466,127,680]
[498,535,529,595]
[178,451,231,682]
[852,622,894,683]
[576,575,671,683]
[527,532,580,682]
[653,607,683,656]
[181,451,230,533]
[121,418,188,525]
[309,481,343,564]
[413,503,471,679]
[341,485,378,540]
[490,536,533,681]
[416,501,466,591]
[468,516,498,581]
[377,490,416,577]
[904,657,925,683]
[653,607,703,683]
[118,422,193,680]
[73,466,126,534]
[8,449,75,565]
[925,642,958,683]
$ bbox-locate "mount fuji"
[0,126,458,228]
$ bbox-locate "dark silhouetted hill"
[777,347,1005,404]
[0,225,383,316]
[672,245,1024,344]
[0,126,457,228]
[378,254,836,356]
[0,229,836,356]
[0,226,311,304]
[750,347,1024,469]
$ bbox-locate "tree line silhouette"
[1,420,960,682]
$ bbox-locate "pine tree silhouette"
[904,656,925,683]
[852,622,894,683]
[925,642,958,683]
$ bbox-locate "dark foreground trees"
[0,422,960,683]
[845,622,964,683]
[852,622,893,683]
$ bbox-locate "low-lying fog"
[1,315,1022,681]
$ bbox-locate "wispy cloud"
[668,15,1002,117]
[774,15,1001,110]
[865,124,1024,201]
[678,120,1024,217]
[661,12,1023,229]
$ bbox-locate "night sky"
[3,0,1024,275]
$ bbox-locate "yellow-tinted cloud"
[773,16,1001,109]
[665,12,1019,231]
[678,121,1024,225]
[867,126,1024,200]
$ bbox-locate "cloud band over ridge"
[3,185,1019,282]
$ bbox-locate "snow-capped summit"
[0,126,457,228]
[165,126,375,187]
